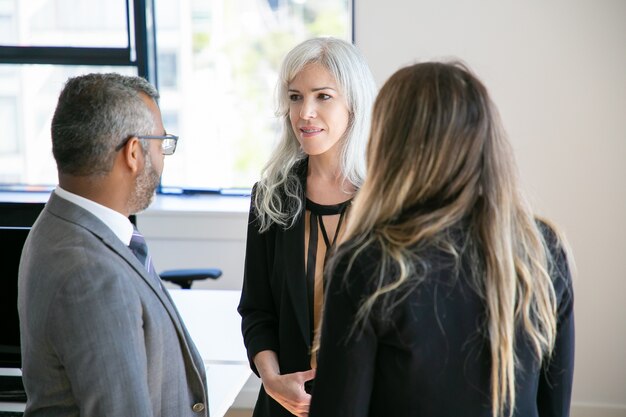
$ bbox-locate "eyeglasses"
[138,134,179,155]
[115,133,179,155]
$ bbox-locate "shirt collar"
[54,186,135,246]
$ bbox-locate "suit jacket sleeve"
[308,250,377,417]
[537,224,575,417]
[238,188,280,376]
[45,253,154,417]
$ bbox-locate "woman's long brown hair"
[334,62,560,417]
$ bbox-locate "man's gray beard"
[129,153,160,214]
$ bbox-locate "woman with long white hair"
[309,61,575,417]
[238,37,376,417]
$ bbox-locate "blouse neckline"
[305,197,352,216]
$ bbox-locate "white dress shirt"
[54,186,134,246]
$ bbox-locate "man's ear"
[122,136,143,174]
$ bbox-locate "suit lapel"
[159,288,207,380]
[99,229,207,382]
[119,244,207,382]
[101,229,206,379]
[283,158,312,347]
[46,194,206,379]
[282,211,311,347]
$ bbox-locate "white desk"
[170,289,251,417]
[169,289,248,364]
[0,289,251,417]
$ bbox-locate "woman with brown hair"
[309,61,575,417]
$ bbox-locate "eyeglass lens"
[162,138,176,155]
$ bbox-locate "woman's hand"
[262,368,316,417]
[254,350,316,417]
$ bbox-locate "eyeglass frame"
[115,133,179,155]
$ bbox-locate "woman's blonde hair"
[254,37,377,231]
[335,61,563,417]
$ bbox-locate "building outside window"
[0,0,352,192]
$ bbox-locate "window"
[0,64,137,186]
[0,96,18,155]
[0,0,353,192]
[0,0,153,188]
[4,0,128,48]
[155,0,352,191]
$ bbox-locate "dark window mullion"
[132,0,158,86]
[0,0,152,70]
[0,46,132,66]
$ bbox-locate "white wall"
[355,0,626,413]
[356,0,626,415]
[138,195,250,291]
[141,0,626,414]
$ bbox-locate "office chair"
[127,213,223,289]
[160,268,222,289]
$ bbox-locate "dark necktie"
[128,227,162,288]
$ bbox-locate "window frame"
[0,0,157,83]
[0,0,159,194]
[0,0,356,196]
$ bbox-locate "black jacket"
[309,222,575,417]
[238,161,313,417]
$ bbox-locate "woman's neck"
[306,155,355,204]
[307,151,341,180]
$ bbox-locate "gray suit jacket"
[18,193,209,417]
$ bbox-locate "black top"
[309,223,575,417]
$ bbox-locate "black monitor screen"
[0,200,133,370]
[0,201,45,370]
[0,202,45,227]
[0,227,31,368]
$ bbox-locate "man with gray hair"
[18,73,209,417]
